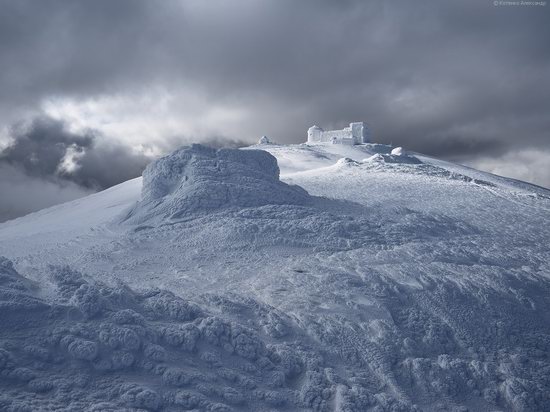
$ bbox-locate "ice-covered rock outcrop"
[124,144,311,223]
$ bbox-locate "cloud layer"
[0,0,548,220]
[0,116,153,222]
[0,164,90,222]
[1,116,151,189]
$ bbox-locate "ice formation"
[124,144,310,223]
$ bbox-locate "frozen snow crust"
[1,142,550,411]
[0,257,347,411]
[127,144,310,223]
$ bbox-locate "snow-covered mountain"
[0,141,549,411]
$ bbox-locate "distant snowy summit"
[307,121,371,145]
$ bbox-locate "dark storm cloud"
[0,115,153,222]
[1,0,547,150]
[1,117,93,180]
[0,113,250,222]
[0,0,549,213]
[0,116,150,190]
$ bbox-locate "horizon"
[0,0,549,221]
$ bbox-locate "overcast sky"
[0,0,549,221]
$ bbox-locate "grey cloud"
[155,135,249,154]
[1,116,93,180]
[0,116,151,190]
[466,149,550,190]
[0,113,251,221]
[0,114,149,222]
[0,164,91,223]
[0,0,548,187]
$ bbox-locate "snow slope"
[0,142,549,411]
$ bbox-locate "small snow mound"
[390,146,404,156]
[362,154,384,163]
[126,144,310,223]
[335,157,360,167]
[363,152,422,165]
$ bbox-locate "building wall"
[320,129,353,142]
[307,127,322,142]
[307,122,370,145]
[350,122,369,143]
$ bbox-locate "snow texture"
[364,152,422,165]
[1,142,550,411]
[123,144,310,224]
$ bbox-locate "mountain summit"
[0,141,549,411]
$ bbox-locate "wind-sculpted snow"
[0,259,328,410]
[3,255,550,411]
[1,143,550,411]
[0,258,432,411]
[124,144,311,224]
[364,152,422,165]
[361,155,495,186]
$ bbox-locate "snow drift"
[363,152,422,165]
